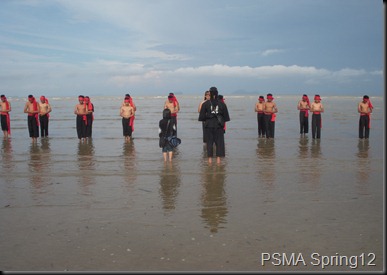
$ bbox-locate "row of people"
[0,92,374,144]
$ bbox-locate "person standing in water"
[74,95,88,142]
[310,94,324,139]
[358,95,373,139]
[120,98,135,142]
[198,90,211,143]
[164,94,179,136]
[297,94,310,137]
[159,108,176,162]
[123,94,137,136]
[0,95,11,139]
[263,93,278,139]
[24,95,40,142]
[84,96,94,139]
[198,86,230,164]
[255,95,266,138]
[39,95,52,138]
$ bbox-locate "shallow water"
[0,95,384,271]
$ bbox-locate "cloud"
[106,63,374,87]
[261,49,285,56]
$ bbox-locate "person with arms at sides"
[198,91,211,143]
[198,86,230,164]
[24,95,40,142]
[39,95,52,138]
[255,95,266,138]
[120,98,135,142]
[74,95,88,142]
[0,94,11,139]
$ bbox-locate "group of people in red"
[0,92,374,146]
[254,93,373,140]
[0,94,52,142]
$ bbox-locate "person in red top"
[84,96,94,139]
[164,93,180,136]
[24,95,40,142]
[358,95,373,139]
[0,94,11,139]
[123,94,136,135]
[297,94,310,136]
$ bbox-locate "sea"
[0,94,384,271]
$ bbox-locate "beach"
[0,94,384,272]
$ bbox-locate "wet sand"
[0,95,384,271]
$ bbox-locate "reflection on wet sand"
[297,138,322,192]
[356,139,370,195]
[158,162,181,215]
[28,143,43,189]
[123,141,137,183]
[200,162,228,233]
[77,140,95,192]
[1,139,14,176]
[256,138,276,187]
[310,138,322,183]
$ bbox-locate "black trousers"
[28,115,39,138]
[76,115,87,139]
[264,114,275,138]
[205,127,225,157]
[1,114,8,131]
[311,114,322,139]
[122,118,132,137]
[171,116,177,136]
[39,114,49,137]
[86,114,93,138]
[257,112,266,137]
[202,121,207,143]
[359,115,370,139]
[299,111,309,134]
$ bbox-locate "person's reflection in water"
[298,137,309,159]
[356,139,370,194]
[77,140,95,193]
[159,162,181,215]
[28,143,44,190]
[256,138,276,187]
[123,141,137,190]
[200,161,228,233]
[1,138,14,175]
[297,137,312,184]
[308,139,323,192]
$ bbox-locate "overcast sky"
[0,0,383,97]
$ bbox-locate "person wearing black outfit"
[198,87,230,164]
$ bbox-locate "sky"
[0,0,384,97]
